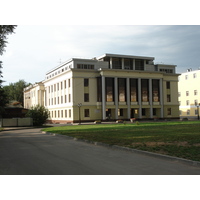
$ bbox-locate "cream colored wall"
[72,70,101,121]
[178,70,200,118]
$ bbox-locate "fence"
[0,118,33,127]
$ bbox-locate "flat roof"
[97,53,155,60]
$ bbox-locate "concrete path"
[1,128,200,175]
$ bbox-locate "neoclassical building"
[24,53,180,123]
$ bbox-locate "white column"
[114,77,118,120]
[122,58,124,69]
[110,57,113,69]
[102,76,106,120]
[133,59,135,70]
[126,78,130,119]
[160,78,164,118]
[149,79,153,118]
[138,78,142,119]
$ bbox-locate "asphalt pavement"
[1,127,200,175]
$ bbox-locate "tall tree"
[3,80,31,106]
[0,25,17,116]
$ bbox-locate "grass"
[42,121,200,162]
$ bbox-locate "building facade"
[24,53,180,123]
[178,69,200,119]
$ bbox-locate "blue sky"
[2,25,200,85]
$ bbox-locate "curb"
[41,131,200,167]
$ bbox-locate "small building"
[24,53,180,123]
[178,69,200,119]
[3,101,28,118]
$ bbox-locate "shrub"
[26,105,49,126]
[136,121,140,125]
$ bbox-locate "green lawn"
[42,121,200,162]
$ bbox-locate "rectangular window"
[64,80,67,89]
[141,79,149,102]
[130,79,138,102]
[52,111,53,118]
[54,97,56,105]
[185,75,188,80]
[193,73,197,78]
[69,109,71,118]
[57,83,59,91]
[84,78,89,87]
[153,108,156,116]
[84,109,90,117]
[112,58,122,69]
[84,93,89,102]
[69,94,71,102]
[54,84,56,92]
[68,79,71,87]
[195,109,198,115]
[194,90,198,95]
[61,82,63,90]
[142,108,146,116]
[118,78,126,102]
[166,81,170,89]
[58,110,60,118]
[106,78,114,102]
[186,91,189,96]
[57,97,59,104]
[55,111,56,118]
[135,59,144,70]
[167,94,171,102]
[152,79,160,102]
[118,109,123,117]
[187,109,190,115]
[178,92,181,97]
[61,96,63,104]
[65,109,67,118]
[61,110,63,118]
[195,100,198,106]
[167,108,171,115]
[186,100,190,105]
[51,85,53,93]
[124,58,132,70]
[65,95,67,103]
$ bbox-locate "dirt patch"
[132,141,189,146]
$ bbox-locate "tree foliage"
[3,79,31,106]
[0,25,17,55]
[26,105,49,126]
[0,25,17,116]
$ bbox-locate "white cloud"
[1,25,200,85]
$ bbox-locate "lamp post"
[77,103,82,124]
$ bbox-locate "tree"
[0,25,17,55]
[0,25,17,116]
[26,105,49,126]
[3,80,31,106]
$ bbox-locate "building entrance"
[106,109,112,120]
[131,109,135,118]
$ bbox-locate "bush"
[26,105,49,126]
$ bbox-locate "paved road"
[0,128,200,175]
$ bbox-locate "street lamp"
[77,103,82,124]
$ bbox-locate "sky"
[1,25,200,85]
